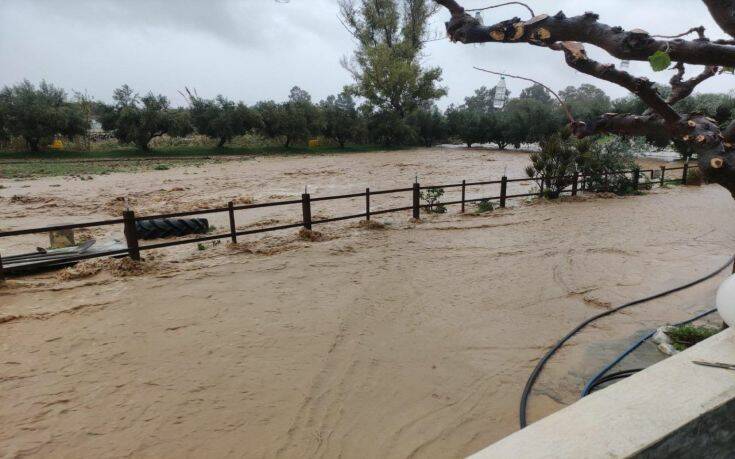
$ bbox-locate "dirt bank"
[0,148,727,458]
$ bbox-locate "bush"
[525,131,640,198]
[666,325,720,351]
[421,187,447,213]
[577,136,639,195]
[476,199,494,213]
[526,130,578,198]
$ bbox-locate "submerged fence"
[0,164,696,279]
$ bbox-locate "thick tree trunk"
[217,137,227,148]
[26,137,40,152]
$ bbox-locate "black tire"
[135,218,209,240]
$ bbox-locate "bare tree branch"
[550,41,681,124]
[465,2,534,18]
[667,62,719,105]
[652,26,706,40]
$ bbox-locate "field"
[0,145,399,179]
[2,147,735,458]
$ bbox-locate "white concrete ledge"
[470,328,735,458]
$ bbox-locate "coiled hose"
[519,254,735,429]
[581,307,718,396]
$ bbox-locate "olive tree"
[100,84,192,152]
[0,80,88,151]
[319,91,361,148]
[188,93,261,147]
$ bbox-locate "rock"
[657,342,679,356]
[652,326,673,345]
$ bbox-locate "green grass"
[0,145,406,179]
[0,159,209,179]
[666,325,720,351]
[0,144,402,161]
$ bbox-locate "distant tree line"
[1,78,734,153]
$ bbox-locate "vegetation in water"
[666,325,720,351]
[421,187,447,214]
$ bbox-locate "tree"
[435,0,735,196]
[0,80,88,151]
[446,105,485,147]
[320,90,360,148]
[282,86,320,147]
[340,0,447,144]
[519,83,553,104]
[462,85,507,113]
[254,87,320,147]
[100,85,192,152]
[188,94,261,147]
[559,84,612,121]
[0,100,8,143]
[487,111,523,150]
[504,98,563,144]
[254,100,286,142]
[407,104,446,146]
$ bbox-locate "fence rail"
[0,164,696,279]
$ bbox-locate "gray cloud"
[1,0,733,109]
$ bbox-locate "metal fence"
[0,164,695,279]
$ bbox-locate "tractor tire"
[135,218,209,240]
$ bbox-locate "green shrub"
[154,164,170,170]
[420,187,447,213]
[476,199,494,213]
[666,325,720,351]
[576,136,639,195]
[525,129,579,198]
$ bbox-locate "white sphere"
[716,274,735,327]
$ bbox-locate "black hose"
[585,369,643,394]
[519,254,734,429]
[581,307,718,396]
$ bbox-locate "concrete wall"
[469,328,735,458]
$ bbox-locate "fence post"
[572,171,579,196]
[123,210,141,261]
[682,162,689,185]
[461,179,466,213]
[228,201,237,244]
[500,175,508,208]
[538,178,544,198]
[412,182,421,220]
[302,192,312,230]
[660,165,666,187]
[0,251,5,283]
[365,188,371,221]
[633,168,640,192]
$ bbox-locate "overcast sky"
[1,0,733,108]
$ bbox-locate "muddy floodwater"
[2,147,735,458]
